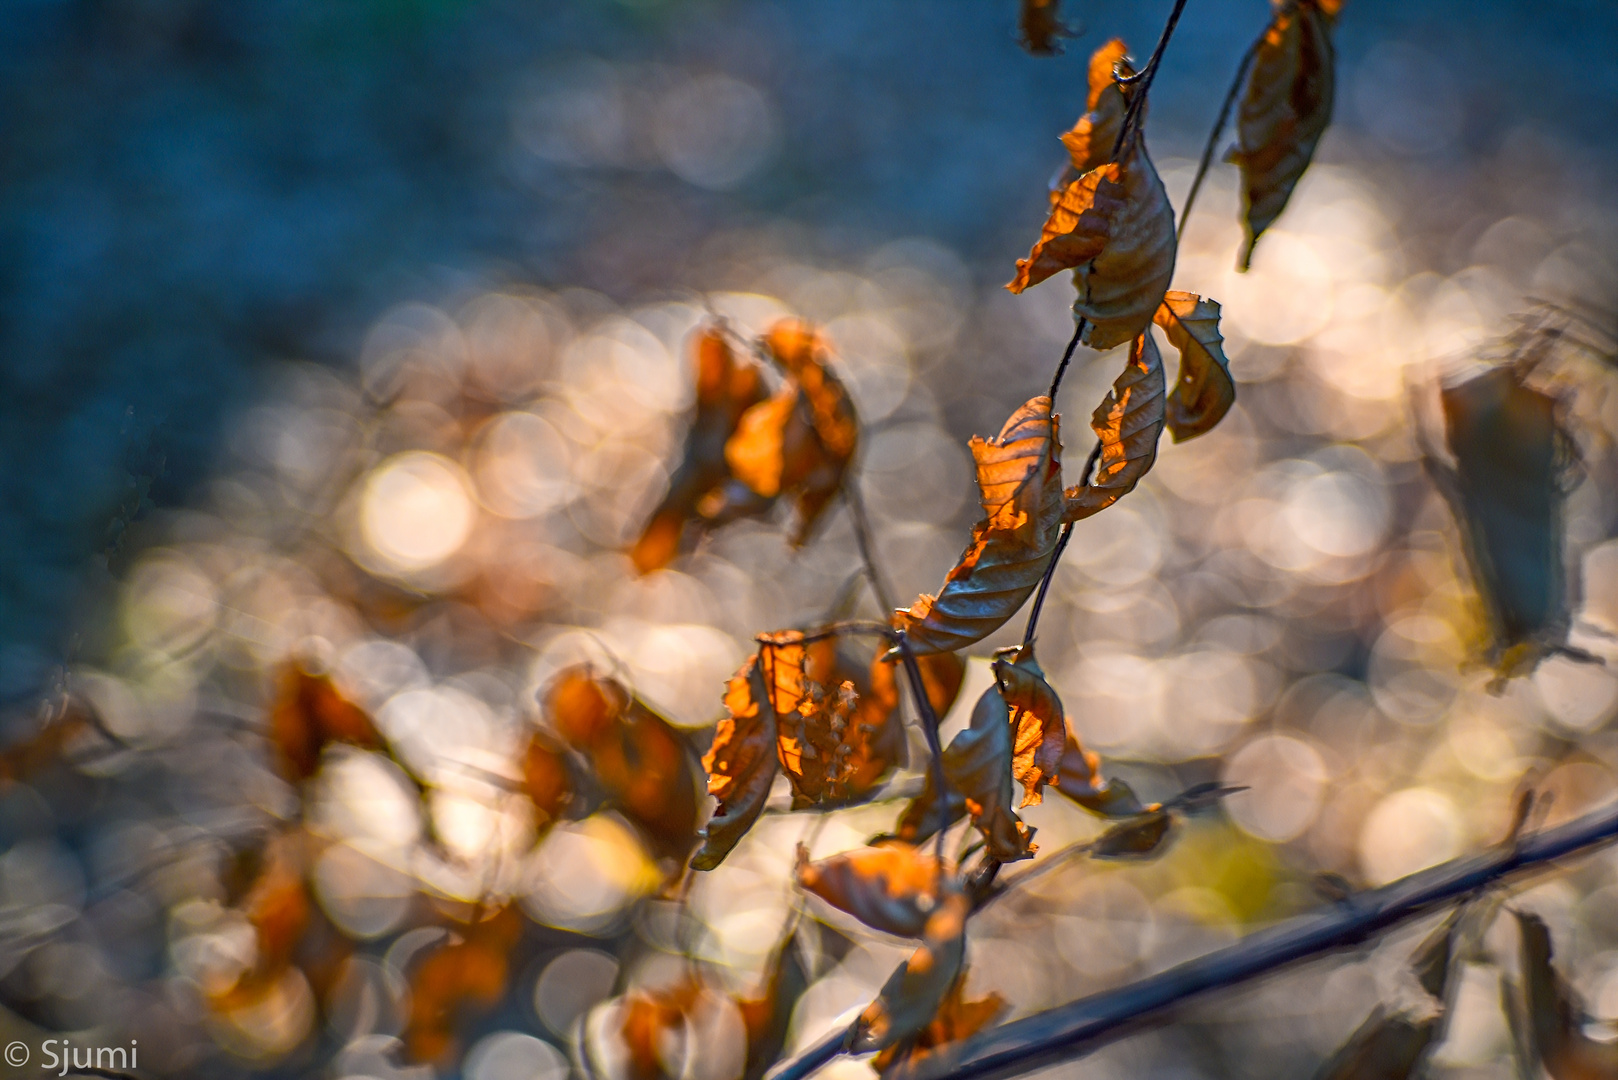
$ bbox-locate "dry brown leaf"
[521,732,573,827]
[633,325,769,572]
[1018,0,1076,56]
[1314,1007,1441,1080]
[1154,291,1236,441]
[1063,330,1166,523]
[1009,126,1175,353]
[1088,808,1172,858]
[765,319,861,545]
[871,972,1006,1075]
[893,767,967,847]
[943,687,1036,862]
[992,644,1066,807]
[726,386,800,500]
[691,657,778,871]
[760,632,863,810]
[1233,0,1338,270]
[544,667,701,863]
[1514,910,1618,1079]
[1055,726,1146,818]
[403,907,524,1066]
[736,931,809,1080]
[1057,40,1137,182]
[269,663,384,781]
[796,842,957,938]
[848,891,971,1054]
[895,396,1065,655]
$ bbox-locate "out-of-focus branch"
[888,797,1618,1080]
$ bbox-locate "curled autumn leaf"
[1509,910,1618,1080]
[893,766,967,848]
[943,687,1036,862]
[796,842,957,938]
[544,667,702,863]
[1009,124,1175,353]
[871,970,1006,1075]
[847,890,972,1054]
[1154,291,1236,441]
[1064,330,1166,523]
[759,631,863,810]
[896,396,1064,655]
[992,643,1066,807]
[723,319,860,546]
[1054,725,1146,818]
[1056,40,1137,185]
[1233,0,1339,270]
[633,325,769,572]
[691,656,778,871]
[1087,781,1243,859]
[270,662,384,781]
[1018,0,1076,56]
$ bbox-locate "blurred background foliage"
[4,1,1618,1078]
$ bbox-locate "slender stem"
[1109,0,1192,160]
[844,483,896,615]
[1176,37,1261,244]
[760,620,896,648]
[893,632,951,868]
[1020,525,1074,648]
[1047,323,1084,403]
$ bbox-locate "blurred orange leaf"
[736,931,810,1080]
[848,890,971,1053]
[870,971,1006,1075]
[1233,0,1338,270]
[521,731,573,827]
[1018,0,1076,56]
[691,656,777,871]
[796,841,957,938]
[992,643,1066,808]
[896,396,1065,655]
[404,907,524,1066]
[1154,291,1235,441]
[269,663,383,782]
[1063,331,1166,523]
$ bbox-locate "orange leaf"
[895,396,1065,655]
[765,319,861,545]
[521,732,573,826]
[871,971,1006,1074]
[760,632,863,810]
[1154,291,1235,441]
[1017,0,1076,56]
[403,907,524,1066]
[691,656,778,871]
[1063,330,1166,523]
[543,667,701,863]
[1233,0,1337,270]
[1056,41,1137,183]
[848,890,971,1053]
[269,663,384,782]
[943,688,1036,862]
[992,643,1066,807]
[1054,726,1145,818]
[735,931,809,1080]
[726,386,799,500]
[795,841,958,938]
[633,325,770,572]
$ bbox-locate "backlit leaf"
[847,891,971,1054]
[403,907,524,1066]
[1063,331,1167,522]
[895,396,1065,655]
[691,657,778,871]
[871,971,1006,1075]
[796,841,957,938]
[1018,0,1075,56]
[1154,291,1236,441]
[1233,0,1338,270]
[760,631,863,810]
[736,931,810,1080]
[1054,725,1146,818]
[893,767,967,847]
[763,319,862,545]
[521,732,573,827]
[1056,41,1135,181]
[1088,808,1172,859]
[992,643,1066,807]
[270,663,384,782]
[943,687,1036,862]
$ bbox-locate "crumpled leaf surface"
[1064,331,1167,522]
[847,890,971,1054]
[871,971,1006,1075]
[796,842,957,938]
[942,687,1036,862]
[1154,291,1235,441]
[633,326,768,572]
[1018,0,1075,56]
[896,396,1064,655]
[759,631,862,810]
[1056,40,1135,183]
[1512,909,1618,1079]
[270,663,384,781]
[992,644,1066,807]
[691,657,777,871]
[1233,0,1338,269]
[1008,125,1175,353]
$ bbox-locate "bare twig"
[1176,36,1261,243]
[893,631,951,869]
[1019,439,1097,647]
[1047,323,1084,402]
[1110,0,1192,159]
[761,621,897,648]
[844,482,896,615]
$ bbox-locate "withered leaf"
[633,325,768,572]
[1054,725,1146,818]
[1233,0,1338,270]
[1063,330,1166,523]
[1088,808,1172,859]
[583,977,746,1080]
[691,657,778,871]
[896,396,1065,655]
[992,644,1066,807]
[1514,910,1618,1079]
[1009,128,1176,353]
[726,386,799,500]
[544,667,701,863]
[1018,0,1076,56]
[893,767,967,847]
[403,907,524,1066]
[871,971,1006,1075]
[1313,1006,1441,1080]
[521,732,573,827]
[1057,41,1137,183]
[760,632,863,810]
[847,891,971,1054]
[1154,291,1236,441]
[270,663,384,781]
[795,842,958,939]
[736,931,810,1080]
[943,687,1036,863]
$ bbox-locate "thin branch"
[1176,36,1261,243]
[1020,525,1073,648]
[844,482,896,615]
[761,621,897,648]
[893,632,951,868]
[1109,0,1192,159]
[1047,323,1084,402]
[886,797,1618,1080]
